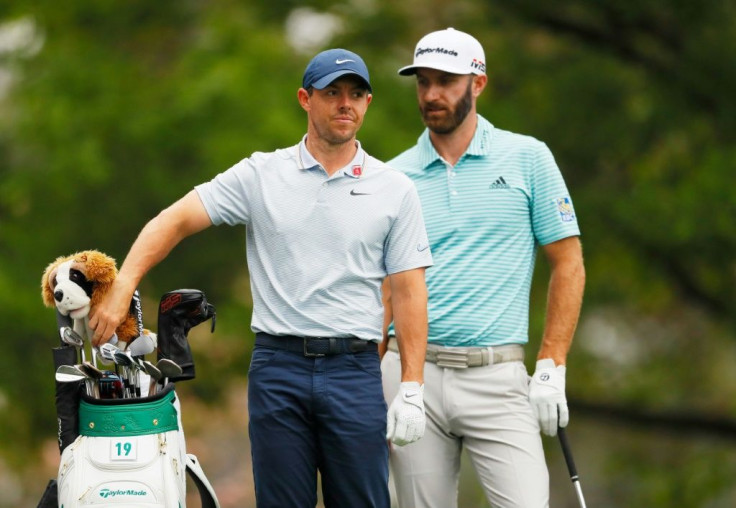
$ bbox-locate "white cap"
[399,28,486,76]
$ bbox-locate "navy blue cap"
[302,49,372,92]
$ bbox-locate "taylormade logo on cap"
[303,48,372,92]
[399,28,486,76]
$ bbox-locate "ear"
[41,255,69,307]
[83,251,118,311]
[297,87,311,112]
[79,250,118,286]
[472,74,487,98]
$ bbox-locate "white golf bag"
[56,384,219,507]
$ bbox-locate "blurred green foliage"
[1,0,734,506]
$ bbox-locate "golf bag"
[39,288,219,508]
[54,384,219,507]
[56,384,186,506]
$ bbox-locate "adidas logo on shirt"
[489,176,510,189]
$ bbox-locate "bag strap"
[35,479,57,508]
[186,453,220,508]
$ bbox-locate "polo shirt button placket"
[449,170,458,198]
[317,180,329,203]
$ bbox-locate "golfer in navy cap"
[90,48,432,507]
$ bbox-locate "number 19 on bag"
[110,439,138,461]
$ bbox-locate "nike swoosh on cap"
[335,59,355,64]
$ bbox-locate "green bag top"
[79,390,179,437]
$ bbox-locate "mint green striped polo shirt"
[388,115,580,347]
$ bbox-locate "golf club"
[99,342,120,363]
[55,365,87,383]
[60,327,86,364]
[156,358,183,379]
[143,360,162,380]
[114,350,145,397]
[55,364,94,396]
[143,360,163,396]
[94,336,120,367]
[558,426,587,508]
[79,361,103,398]
[99,343,135,398]
[153,358,182,394]
[80,361,104,378]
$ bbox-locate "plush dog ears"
[41,255,69,308]
[41,267,58,308]
[74,250,118,286]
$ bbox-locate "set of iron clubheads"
[54,327,181,399]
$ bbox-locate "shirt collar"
[417,114,495,170]
[298,135,366,179]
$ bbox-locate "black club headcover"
[156,289,216,382]
[53,346,81,454]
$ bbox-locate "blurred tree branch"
[571,397,736,441]
[493,0,730,123]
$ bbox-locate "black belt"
[255,333,377,357]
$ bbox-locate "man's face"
[299,76,372,145]
[415,68,476,134]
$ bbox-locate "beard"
[420,79,474,135]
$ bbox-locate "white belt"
[387,337,524,369]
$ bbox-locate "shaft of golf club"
[558,426,587,508]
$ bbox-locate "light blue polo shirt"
[195,137,432,342]
[388,115,580,347]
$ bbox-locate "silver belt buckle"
[435,348,469,369]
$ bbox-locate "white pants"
[382,350,549,508]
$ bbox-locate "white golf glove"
[529,358,569,436]
[386,382,425,446]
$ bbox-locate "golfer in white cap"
[381,28,585,507]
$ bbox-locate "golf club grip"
[558,426,579,479]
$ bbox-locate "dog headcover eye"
[70,268,94,297]
[69,269,86,284]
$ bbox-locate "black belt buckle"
[303,338,327,357]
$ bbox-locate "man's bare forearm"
[379,277,393,359]
[390,268,428,383]
[538,237,585,365]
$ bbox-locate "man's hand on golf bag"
[386,381,425,446]
[529,358,569,436]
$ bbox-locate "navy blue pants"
[248,346,390,508]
